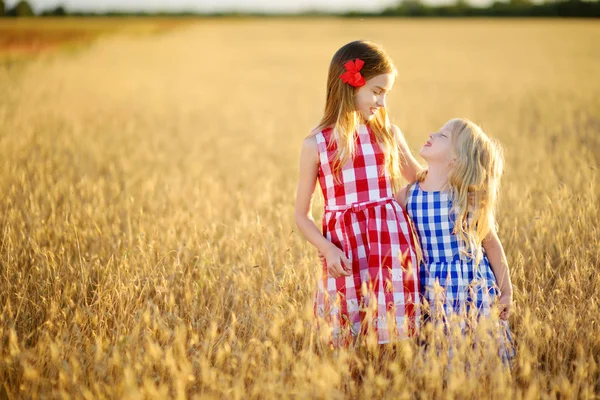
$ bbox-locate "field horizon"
[0,18,599,398]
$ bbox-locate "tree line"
[1,0,598,18]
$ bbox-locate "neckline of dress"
[417,181,448,195]
[322,124,370,136]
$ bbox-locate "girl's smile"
[354,73,395,122]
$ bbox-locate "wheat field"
[0,18,599,398]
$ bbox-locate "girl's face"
[420,121,455,163]
[354,73,395,122]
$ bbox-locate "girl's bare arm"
[392,124,423,182]
[294,136,350,278]
[483,227,513,318]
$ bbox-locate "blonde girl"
[397,118,514,358]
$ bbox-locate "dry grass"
[0,17,193,62]
[0,18,599,399]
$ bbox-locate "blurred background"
[0,1,599,398]
[0,0,598,63]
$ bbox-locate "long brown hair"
[312,40,402,192]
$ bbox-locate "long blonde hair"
[417,118,504,264]
[311,40,402,192]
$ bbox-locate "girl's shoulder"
[300,135,319,168]
[311,125,334,138]
[301,135,318,151]
[308,126,335,148]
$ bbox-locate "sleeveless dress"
[406,182,514,359]
[313,125,421,345]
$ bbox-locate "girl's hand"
[498,295,512,320]
[322,244,352,279]
[317,250,325,263]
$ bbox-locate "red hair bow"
[340,58,366,87]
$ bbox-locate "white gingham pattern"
[313,125,421,345]
[406,182,498,315]
[406,182,515,360]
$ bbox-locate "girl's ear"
[447,147,458,166]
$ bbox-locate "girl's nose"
[377,95,386,107]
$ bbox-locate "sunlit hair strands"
[417,118,504,265]
[311,40,403,192]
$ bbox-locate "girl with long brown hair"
[295,40,422,346]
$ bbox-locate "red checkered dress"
[314,125,421,345]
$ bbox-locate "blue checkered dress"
[407,182,515,361]
[406,182,499,318]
